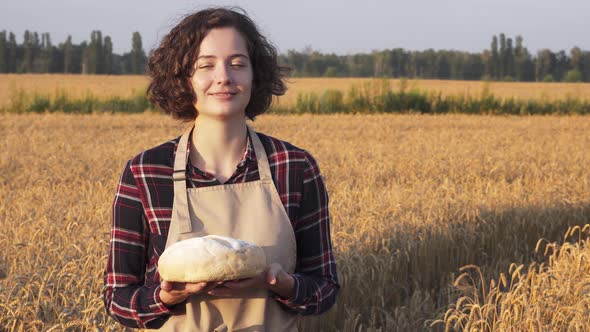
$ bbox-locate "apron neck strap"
[172,125,193,182]
[173,124,272,183]
[171,125,193,233]
[247,125,272,183]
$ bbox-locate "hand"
[159,280,223,306]
[207,263,295,299]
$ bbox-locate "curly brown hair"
[146,7,288,121]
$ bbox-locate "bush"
[296,92,319,114]
[28,95,51,113]
[563,70,582,82]
[323,67,338,77]
[7,85,30,113]
[347,84,370,112]
[319,89,346,113]
[5,80,590,116]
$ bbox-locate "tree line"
[0,30,146,74]
[280,34,590,82]
[0,30,589,82]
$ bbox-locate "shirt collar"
[185,127,256,169]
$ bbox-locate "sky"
[2,0,590,55]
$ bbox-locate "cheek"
[190,75,210,95]
[241,71,254,94]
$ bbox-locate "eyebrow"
[197,53,249,60]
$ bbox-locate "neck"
[190,115,248,176]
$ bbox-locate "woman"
[103,7,339,331]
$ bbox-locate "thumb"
[266,263,283,285]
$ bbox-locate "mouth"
[210,92,237,97]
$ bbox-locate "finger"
[161,280,174,291]
[159,284,190,306]
[201,281,224,293]
[184,282,208,294]
[163,281,187,292]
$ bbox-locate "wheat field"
[437,224,590,331]
[1,111,589,331]
[2,74,590,110]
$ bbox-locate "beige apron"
[154,125,298,332]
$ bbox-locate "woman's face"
[191,27,253,120]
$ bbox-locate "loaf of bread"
[158,235,267,282]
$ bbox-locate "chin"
[200,110,246,120]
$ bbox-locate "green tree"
[7,32,17,72]
[536,49,555,81]
[0,31,6,73]
[31,32,42,72]
[563,69,582,82]
[373,50,386,77]
[481,50,491,79]
[84,30,104,74]
[22,30,32,72]
[506,37,514,79]
[490,35,499,79]
[499,33,506,78]
[514,35,525,80]
[390,48,410,77]
[522,55,535,81]
[410,51,430,78]
[96,31,104,73]
[582,51,590,82]
[324,66,337,77]
[40,32,53,73]
[130,31,146,74]
[63,36,73,73]
[103,36,113,74]
[569,47,588,81]
[74,41,87,74]
[555,50,568,81]
[463,53,484,80]
[437,52,451,79]
[570,47,583,72]
[423,49,438,78]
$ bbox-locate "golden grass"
[435,225,590,332]
[2,74,590,109]
[284,77,590,102]
[0,74,149,101]
[0,113,589,331]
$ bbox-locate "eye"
[230,63,245,68]
[198,64,213,69]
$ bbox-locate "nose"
[214,64,232,85]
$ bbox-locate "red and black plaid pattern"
[103,130,340,328]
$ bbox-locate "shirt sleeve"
[274,151,340,315]
[103,159,172,328]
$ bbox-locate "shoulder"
[127,136,181,174]
[254,130,321,172]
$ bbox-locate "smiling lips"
[210,91,237,96]
[209,91,238,100]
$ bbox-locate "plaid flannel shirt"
[103,129,339,328]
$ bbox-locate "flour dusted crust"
[158,235,267,282]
